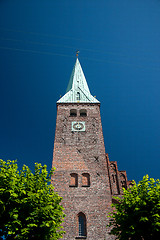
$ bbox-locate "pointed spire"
[57,58,99,103]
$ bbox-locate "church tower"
[52,57,130,240]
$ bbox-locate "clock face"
[72,121,85,131]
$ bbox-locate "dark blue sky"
[0,0,160,182]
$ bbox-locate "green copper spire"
[57,58,99,103]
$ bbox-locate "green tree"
[108,175,160,240]
[0,159,65,240]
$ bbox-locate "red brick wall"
[52,103,115,240]
[107,159,120,196]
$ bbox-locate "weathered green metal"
[57,58,100,103]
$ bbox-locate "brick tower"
[52,57,131,240]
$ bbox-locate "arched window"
[70,109,77,117]
[82,173,90,187]
[112,174,115,183]
[80,109,87,117]
[121,180,127,189]
[110,163,116,172]
[78,212,87,237]
[69,173,78,187]
[120,173,127,189]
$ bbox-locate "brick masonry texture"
[52,103,131,240]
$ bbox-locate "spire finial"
[76,50,80,58]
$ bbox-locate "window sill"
[81,185,90,187]
[69,185,78,187]
[75,237,87,239]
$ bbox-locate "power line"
[0,27,159,54]
[0,37,158,61]
[0,46,159,71]
[0,27,95,43]
[0,46,74,58]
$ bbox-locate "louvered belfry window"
[82,173,90,187]
[70,173,78,187]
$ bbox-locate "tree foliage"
[0,159,65,240]
[108,175,160,240]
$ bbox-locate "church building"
[52,57,132,240]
